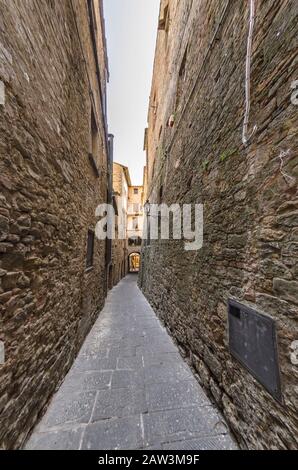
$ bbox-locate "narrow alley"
[1,0,297,456]
[26,275,236,451]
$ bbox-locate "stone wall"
[0,0,109,449]
[141,0,298,449]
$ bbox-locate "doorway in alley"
[129,252,140,273]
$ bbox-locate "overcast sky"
[103,0,160,185]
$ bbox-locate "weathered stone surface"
[140,0,298,450]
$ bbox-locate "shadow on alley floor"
[26,275,237,450]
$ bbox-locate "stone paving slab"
[36,391,97,431]
[82,416,143,450]
[143,362,193,385]
[26,427,84,451]
[91,387,147,421]
[146,380,210,412]
[60,370,112,392]
[26,275,237,450]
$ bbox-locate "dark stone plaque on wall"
[228,299,282,403]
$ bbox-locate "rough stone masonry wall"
[141,0,298,449]
[0,0,108,449]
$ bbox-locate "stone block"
[273,278,298,306]
[2,272,20,291]
[0,215,9,241]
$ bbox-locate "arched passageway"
[128,252,140,273]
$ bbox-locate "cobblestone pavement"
[26,275,237,450]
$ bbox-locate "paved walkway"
[26,275,237,450]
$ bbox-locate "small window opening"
[128,236,142,247]
[159,185,164,203]
[176,47,188,111]
[132,217,139,230]
[159,5,169,32]
[159,125,163,140]
[89,107,100,176]
[91,107,98,157]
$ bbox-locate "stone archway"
[128,252,140,273]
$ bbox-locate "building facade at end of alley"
[140,0,298,451]
[111,163,144,288]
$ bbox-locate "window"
[144,128,148,152]
[132,217,139,230]
[159,185,163,203]
[89,106,100,177]
[87,0,96,30]
[151,92,158,128]
[146,216,151,246]
[176,47,188,111]
[129,203,141,214]
[91,107,98,157]
[128,236,142,247]
[159,125,163,140]
[86,230,95,268]
[158,4,169,32]
[134,188,138,195]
